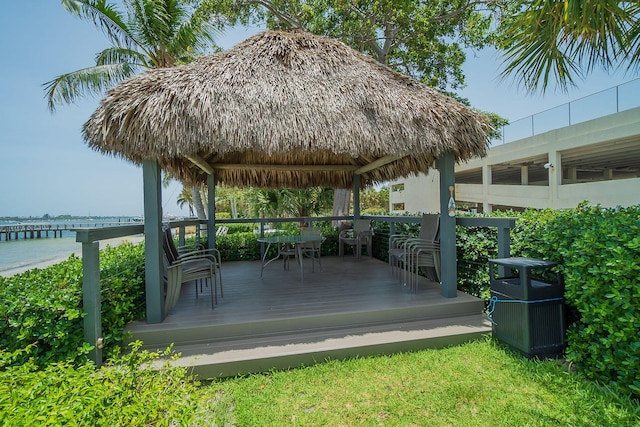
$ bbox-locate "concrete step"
[130,296,484,348]
[156,314,491,378]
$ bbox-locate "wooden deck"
[126,255,491,378]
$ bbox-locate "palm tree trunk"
[332,188,351,226]
[192,186,207,219]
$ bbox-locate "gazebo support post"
[143,159,165,323]
[207,173,216,250]
[438,151,457,298]
[352,174,361,220]
[81,241,102,365]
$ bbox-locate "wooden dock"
[0,222,137,241]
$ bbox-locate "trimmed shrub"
[0,242,145,367]
[225,222,259,234]
[210,232,261,261]
[535,204,640,397]
[211,221,342,261]
[456,221,498,299]
[493,204,639,398]
[372,207,639,397]
[0,342,224,426]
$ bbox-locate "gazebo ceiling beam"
[186,154,215,175]
[185,153,408,177]
[355,154,406,175]
[212,164,359,172]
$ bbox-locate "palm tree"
[46,0,218,219]
[498,0,640,93]
[45,0,217,111]
[176,186,195,217]
[245,187,333,219]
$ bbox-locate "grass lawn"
[203,338,639,426]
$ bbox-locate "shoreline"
[1,236,145,277]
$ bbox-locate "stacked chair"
[162,227,222,311]
[388,214,441,292]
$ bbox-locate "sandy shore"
[1,235,145,277]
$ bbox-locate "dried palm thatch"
[83,30,492,189]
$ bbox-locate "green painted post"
[143,159,165,323]
[208,173,216,250]
[82,241,102,366]
[438,151,457,298]
[497,226,511,259]
[497,225,512,277]
[178,226,186,248]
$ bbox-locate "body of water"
[0,218,139,275]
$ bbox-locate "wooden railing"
[74,215,516,365]
[75,225,145,364]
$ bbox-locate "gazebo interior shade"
[83,29,492,189]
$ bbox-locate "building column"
[548,150,561,209]
[521,166,529,185]
[482,165,491,213]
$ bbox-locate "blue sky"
[0,3,634,217]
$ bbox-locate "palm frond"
[129,0,168,51]
[170,15,218,57]
[43,63,136,112]
[616,2,640,71]
[498,0,637,93]
[94,47,149,69]
[61,0,135,49]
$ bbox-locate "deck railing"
[74,214,515,365]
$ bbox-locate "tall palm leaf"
[177,186,195,217]
[498,0,639,93]
[45,0,217,111]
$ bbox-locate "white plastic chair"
[339,219,373,258]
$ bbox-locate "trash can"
[488,257,565,359]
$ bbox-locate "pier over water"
[0,221,138,241]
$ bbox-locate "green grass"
[2,339,638,426]
[207,338,639,426]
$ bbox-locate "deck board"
[126,255,491,377]
[128,255,482,336]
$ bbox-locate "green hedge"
[520,204,640,398]
[372,207,639,398]
[0,342,218,426]
[455,219,499,299]
[224,223,258,234]
[210,221,341,261]
[466,205,639,398]
[0,242,145,367]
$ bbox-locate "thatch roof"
[83,30,491,189]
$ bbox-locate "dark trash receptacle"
[488,257,565,359]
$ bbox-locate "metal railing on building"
[491,78,640,146]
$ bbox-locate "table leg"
[260,242,274,277]
[296,243,304,284]
[260,243,271,277]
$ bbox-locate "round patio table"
[257,234,323,283]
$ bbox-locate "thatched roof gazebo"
[83,30,491,323]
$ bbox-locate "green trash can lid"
[489,257,558,268]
